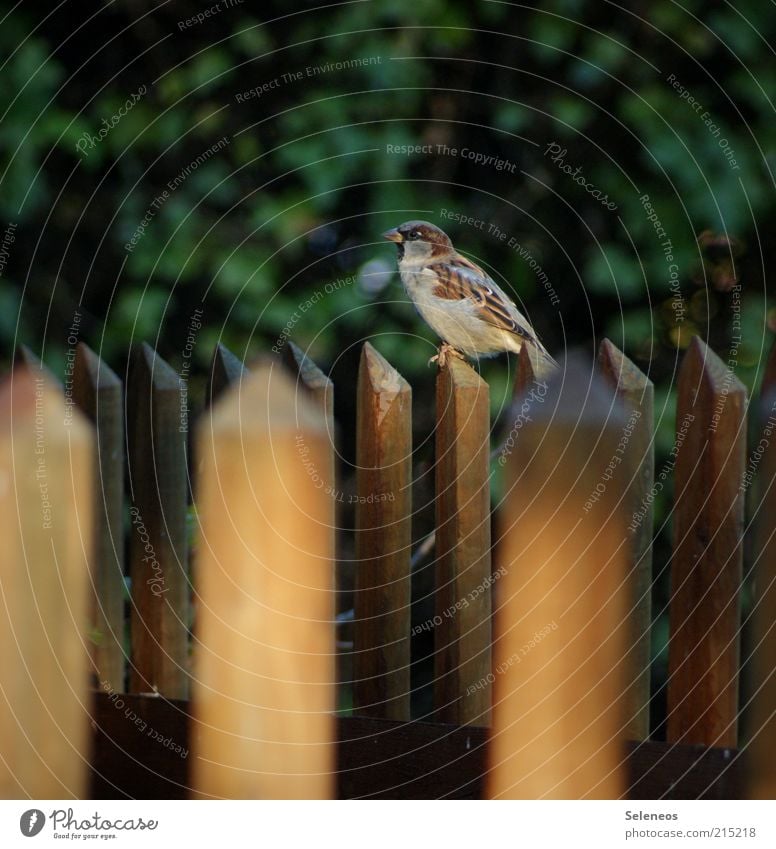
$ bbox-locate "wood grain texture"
[354,343,411,720]
[73,343,125,691]
[668,337,746,748]
[0,367,93,797]
[598,339,654,740]
[749,348,776,798]
[193,361,335,799]
[490,357,629,799]
[127,343,189,699]
[434,357,491,725]
[89,693,744,800]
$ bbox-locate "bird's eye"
[410,230,420,240]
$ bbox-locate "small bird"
[383,220,558,378]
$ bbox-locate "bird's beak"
[382,228,402,243]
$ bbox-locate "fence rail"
[0,334,773,799]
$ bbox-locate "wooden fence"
[1,333,774,799]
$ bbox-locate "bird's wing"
[427,255,537,341]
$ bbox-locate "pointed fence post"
[194,361,335,799]
[73,343,126,691]
[489,356,629,799]
[667,336,746,748]
[284,341,334,423]
[209,342,248,406]
[0,367,93,797]
[748,341,776,797]
[127,343,189,699]
[353,343,411,720]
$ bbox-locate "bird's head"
[382,221,453,263]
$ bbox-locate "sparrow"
[383,220,558,378]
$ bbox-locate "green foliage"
[1,0,772,737]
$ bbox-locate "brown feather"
[428,256,535,340]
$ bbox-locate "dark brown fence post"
[193,361,335,799]
[127,343,189,699]
[73,343,126,692]
[0,366,93,797]
[598,339,654,741]
[353,343,411,720]
[489,357,628,798]
[209,342,248,405]
[434,357,491,725]
[749,341,776,797]
[667,336,746,748]
[284,340,334,423]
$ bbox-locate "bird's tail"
[524,338,559,382]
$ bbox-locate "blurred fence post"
[194,361,335,799]
[0,366,93,797]
[489,357,628,799]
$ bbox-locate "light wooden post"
[354,343,411,720]
[0,367,93,797]
[667,337,745,747]
[434,357,491,725]
[127,343,189,698]
[73,342,125,691]
[194,361,335,799]
[599,339,654,740]
[489,358,628,799]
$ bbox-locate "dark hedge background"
[1,0,773,731]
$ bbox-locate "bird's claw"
[428,343,464,369]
